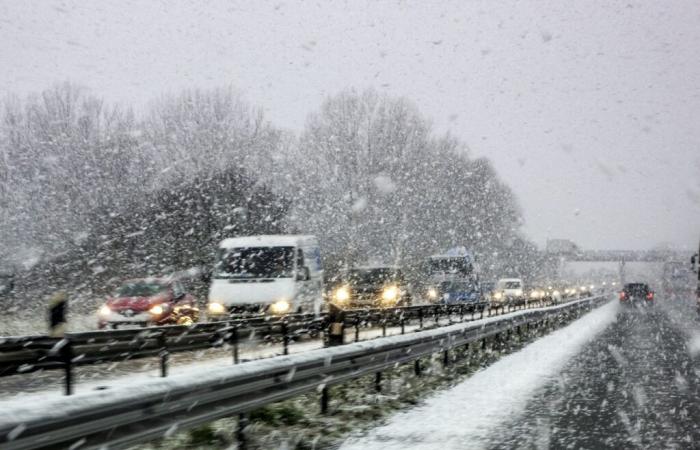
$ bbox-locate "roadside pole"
[48,291,68,337]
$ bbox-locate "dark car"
[619,282,654,307]
[98,278,200,329]
[328,266,412,309]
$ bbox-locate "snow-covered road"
[340,299,619,450]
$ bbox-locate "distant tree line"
[0,83,541,310]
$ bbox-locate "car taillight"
[646,292,654,300]
[619,292,626,300]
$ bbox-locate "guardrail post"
[400,314,405,335]
[375,372,382,392]
[321,386,330,414]
[326,305,345,347]
[355,317,360,342]
[62,338,73,396]
[434,306,440,325]
[414,359,422,376]
[382,311,387,337]
[158,331,168,378]
[228,323,239,364]
[237,413,248,450]
[282,321,290,355]
[443,350,449,367]
[419,308,424,329]
[459,304,465,322]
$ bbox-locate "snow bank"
[340,300,619,450]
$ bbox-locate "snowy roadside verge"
[340,299,619,450]
[0,297,605,424]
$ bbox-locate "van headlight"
[270,299,290,314]
[382,286,399,302]
[208,302,226,315]
[334,286,350,302]
[98,305,111,317]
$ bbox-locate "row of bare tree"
[0,83,540,307]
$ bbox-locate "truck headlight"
[270,299,290,314]
[98,305,111,317]
[334,286,350,302]
[494,292,503,300]
[427,288,438,300]
[382,286,398,302]
[149,304,166,316]
[208,302,226,315]
[514,289,523,297]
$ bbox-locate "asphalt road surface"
[487,299,700,449]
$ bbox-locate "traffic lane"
[487,303,700,449]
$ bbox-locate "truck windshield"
[500,281,521,289]
[440,281,476,292]
[215,246,295,278]
[429,258,472,276]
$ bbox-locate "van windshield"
[500,281,521,289]
[215,246,295,279]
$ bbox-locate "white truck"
[207,235,323,319]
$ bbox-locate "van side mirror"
[296,266,310,281]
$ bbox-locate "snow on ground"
[340,299,619,450]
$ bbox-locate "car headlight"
[334,286,350,302]
[270,299,290,314]
[208,302,226,315]
[427,288,438,300]
[98,305,111,317]
[552,290,560,297]
[382,286,399,302]
[494,292,503,300]
[529,291,539,299]
[149,304,166,316]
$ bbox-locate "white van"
[207,235,323,318]
[492,278,524,303]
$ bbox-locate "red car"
[98,278,199,329]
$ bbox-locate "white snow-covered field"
[340,299,619,450]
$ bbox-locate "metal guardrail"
[0,297,568,395]
[0,295,609,450]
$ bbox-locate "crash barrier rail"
[0,295,586,395]
[0,295,609,450]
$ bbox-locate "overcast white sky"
[1,0,699,251]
